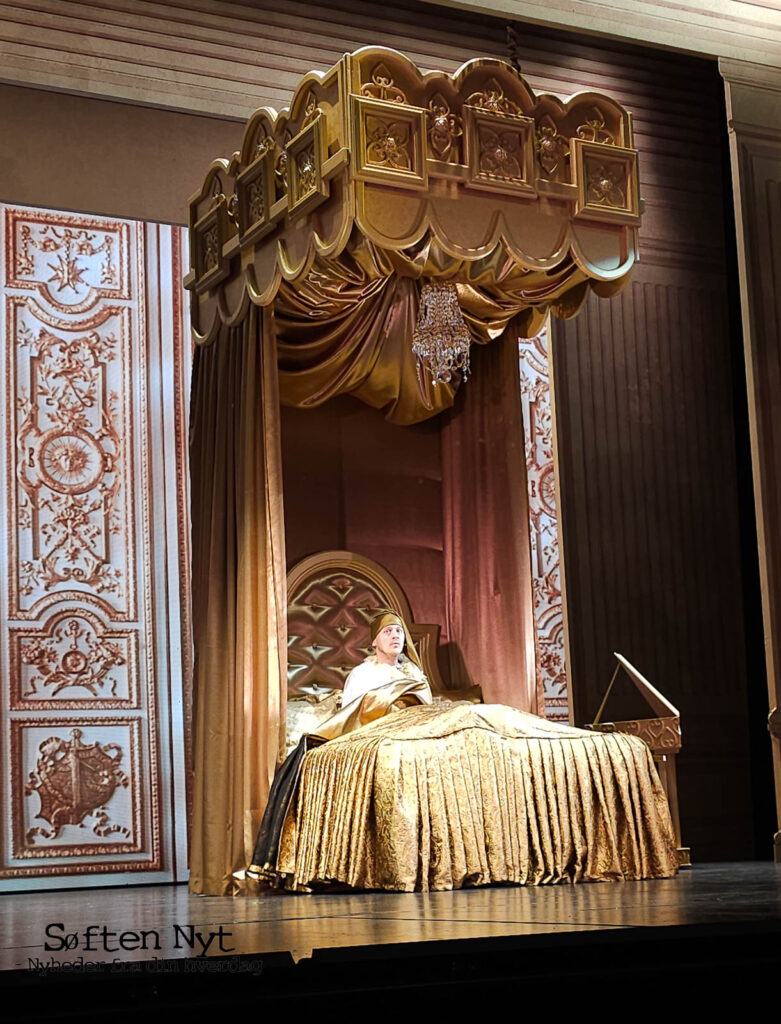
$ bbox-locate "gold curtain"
[273,234,587,426]
[275,241,453,425]
[189,305,287,895]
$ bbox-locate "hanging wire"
[506,22,522,73]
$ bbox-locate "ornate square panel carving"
[10,719,146,860]
[464,107,536,197]
[572,139,640,224]
[350,95,428,190]
[9,609,138,710]
[285,112,329,218]
[237,141,277,248]
[191,199,230,294]
[6,209,130,313]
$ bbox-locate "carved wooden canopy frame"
[184,46,642,344]
[286,550,447,697]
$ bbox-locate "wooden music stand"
[587,652,690,866]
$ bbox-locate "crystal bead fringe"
[412,281,471,385]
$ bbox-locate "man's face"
[374,623,405,659]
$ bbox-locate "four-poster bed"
[184,45,663,895]
[251,576,678,893]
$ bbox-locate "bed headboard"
[286,550,446,697]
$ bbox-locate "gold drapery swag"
[185,46,643,893]
[189,306,287,895]
[273,238,589,424]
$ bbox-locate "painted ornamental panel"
[519,327,570,721]
[0,203,191,889]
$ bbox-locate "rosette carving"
[478,127,523,180]
[366,118,412,170]
[587,162,626,207]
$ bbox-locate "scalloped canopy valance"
[184,46,641,422]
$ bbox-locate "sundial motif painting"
[9,212,130,613]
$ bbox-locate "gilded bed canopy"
[185,46,641,425]
[185,47,643,894]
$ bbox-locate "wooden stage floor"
[3,862,781,1015]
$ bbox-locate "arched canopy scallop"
[185,46,641,424]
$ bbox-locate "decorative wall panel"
[11,720,142,859]
[0,203,191,888]
[518,327,569,721]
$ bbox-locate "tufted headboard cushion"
[286,550,445,697]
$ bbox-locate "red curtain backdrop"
[442,332,540,712]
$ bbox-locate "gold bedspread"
[276,701,679,891]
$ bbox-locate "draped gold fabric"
[275,256,451,426]
[273,235,590,426]
[307,678,432,743]
[275,697,678,892]
[189,305,287,894]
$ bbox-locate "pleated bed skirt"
[270,702,679,892]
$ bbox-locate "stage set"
[3,29,781,1016]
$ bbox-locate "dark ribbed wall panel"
[553,276,754,858]
[549,33,756,857]
[7,0,781,118]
